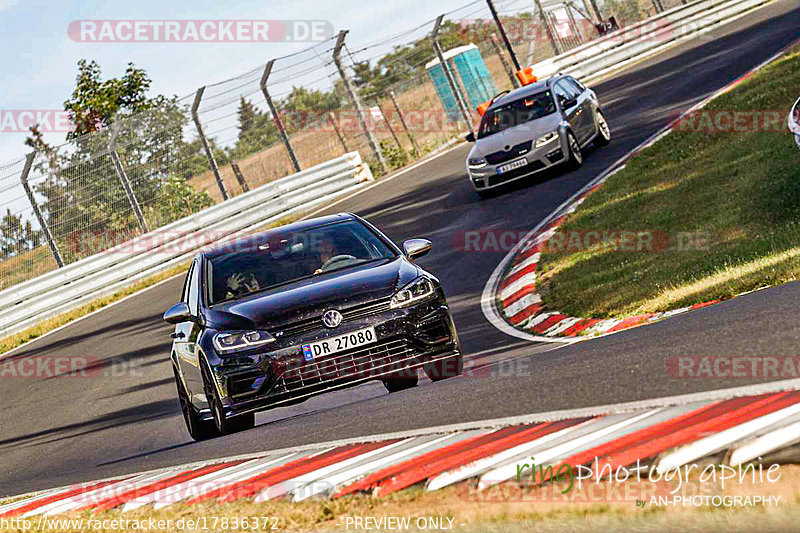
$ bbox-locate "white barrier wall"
[0,152,372,338]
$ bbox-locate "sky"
[0,0,507,164]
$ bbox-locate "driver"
[314,234,338,275]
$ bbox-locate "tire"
[594,110,611,147]
[564,130,583,170]
[424,354,463,382]
[383,374,419,393]
[173,366,219,441]
[201,358,256,436]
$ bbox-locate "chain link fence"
[0,0,697,292]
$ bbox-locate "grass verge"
[537,52,800,318]
[2,464,799,532]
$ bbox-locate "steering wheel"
[320,254,357,272]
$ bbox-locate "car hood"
[470,113,561,158]
[204,256,420,331]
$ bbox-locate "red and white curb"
[482,41,799,343]
[4,381,800,516]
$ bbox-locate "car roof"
[201,213,357,258]
[488,76,564,111]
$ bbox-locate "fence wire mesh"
[0,0,697,292]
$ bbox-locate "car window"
[555,80,581,108]
[566,76,586,92]
[181,261,194,304]
[561,80,582,100]
[187,260,200,316]
[553,83,573,109]
[477,91,557,138]
[207,220,397,305]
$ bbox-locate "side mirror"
[465,132,476,143]
[402,238,432,260]
[163,302,193,324]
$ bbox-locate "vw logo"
[321,309,343,328]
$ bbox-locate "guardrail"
[530,0,773,83]
[0,152,373,339]
[790,97,800,149]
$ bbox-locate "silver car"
[465,74,611,196]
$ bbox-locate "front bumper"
[208,295,461,417]
[468,134,568,191]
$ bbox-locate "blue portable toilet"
[426,44,498,122]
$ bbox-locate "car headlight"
[213,330,276,354]
[391,277,436,308]
[468,156,487,169]
[534,131,558,147]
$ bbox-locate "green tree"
[0,209,41,259]
[229,97,280,160]
[23,60,214,257]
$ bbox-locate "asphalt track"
[1,0,799,496]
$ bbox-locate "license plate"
[497,158,527,174]
[301,327,377,361]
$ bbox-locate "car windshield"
[207,220,396,305]
[478,90,556,138]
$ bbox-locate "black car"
[163,213,462,440]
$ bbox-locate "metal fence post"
[191,86,228,201]
[108,123,148,233]
[490,33,520,88]
[585,0,603,22]
[387,91,420,156]
[431,15,474,136]
[261,60,301,173]
[328,112,349,153]
[230,160,249,192]
[486,0,521,71]
[333,30,388,173]
[535,0,562,55]
[376,102,406,159]
[565,4,584,45]
[20,152,63,268]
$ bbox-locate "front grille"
[275,298,392,338]
[270,336,417,395]
[489,160,546,187]
[485,140,533,165]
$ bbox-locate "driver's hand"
[227,272,244,291]
[313,268,323,275]
[227,273,259,293]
